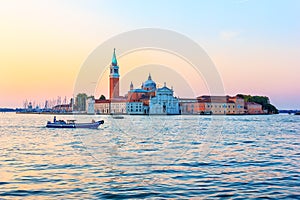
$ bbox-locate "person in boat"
[92,119,95,123]
[54,116,56,122]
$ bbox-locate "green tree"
[88,95,95,100]
[99,95,106,100]
[248,96,269,107]
[264,104,279,114]
[237,94,278,114]
[237,94,251,102]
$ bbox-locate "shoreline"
[13,112,277,116]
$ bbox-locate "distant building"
[197,96,237,115]
[126,74,156,115]
[88,49,259,116]
[110,99,127,114]
[149,83,180,115]
[94,99,111,114]
[86,97,95,114]
[179,98,199,114]
[245,102,263,114]
[52,104,72,113]
[228,96,245,114]
[178,95,245,115]
[126,101,145,114]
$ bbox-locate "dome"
[142,73,156,91]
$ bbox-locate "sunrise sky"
[0,0,299,109]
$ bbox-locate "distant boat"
[111,113,124,119]
[46,119,104,129]
[295,112,300,115]
[112,115,124,119]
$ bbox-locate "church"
[149,83,180,115]
[126,74,180,115]
[101,48,180,115]
[126,74,156,114]
[91,49,246,115]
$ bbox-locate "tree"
[264,104,279,114]
[75,93,88,111]
[237,94,278,114]
[99,95,106,100]
[248,96,269,107]
[237,94,252,103]
[88,95,95,100]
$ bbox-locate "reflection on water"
[0,113,299,199]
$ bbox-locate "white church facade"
[149,84,180,115]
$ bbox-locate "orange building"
[245,102,263,114]
[197,95,244,115]
[179,98,199,114]
[228,96,245,114]
[178,95,245,115]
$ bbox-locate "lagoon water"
[0,113,299,199]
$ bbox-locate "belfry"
[109,48,120,99]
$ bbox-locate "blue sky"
[72,0,299,40]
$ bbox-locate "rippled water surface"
[0,113,299,199]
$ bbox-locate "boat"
[112,115,124,119]
[111,113,124,119]
[295,112,300,115]
[46,118,104,129]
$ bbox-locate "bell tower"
[109,48,120,99]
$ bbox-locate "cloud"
[220,30,240,40]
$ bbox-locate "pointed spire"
[130,81,133,90]
[148,73,152,80]
[112,48,117,66]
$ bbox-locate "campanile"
[109,48,120,99]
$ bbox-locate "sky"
[0,0,299,109]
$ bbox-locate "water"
[0,113,299,199]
